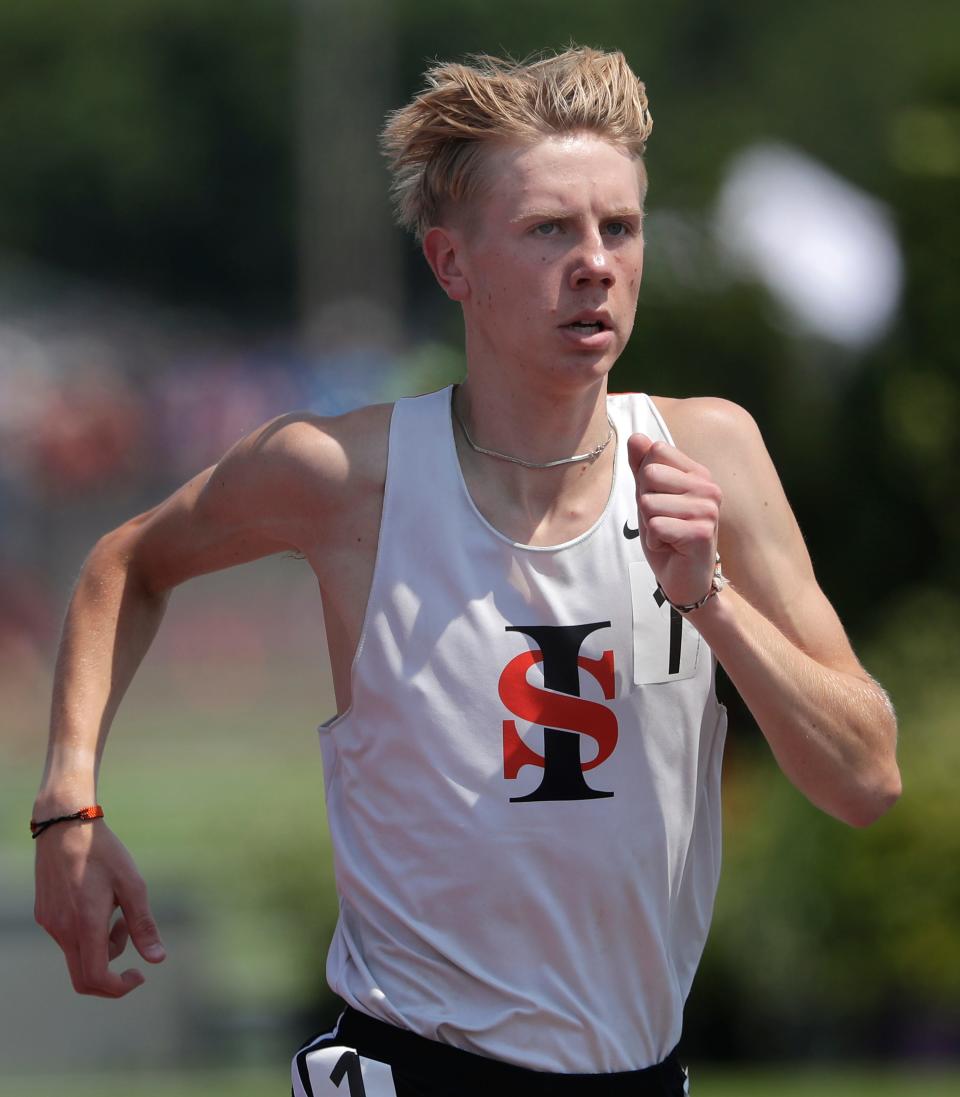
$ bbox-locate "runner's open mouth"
[564,321,608,333]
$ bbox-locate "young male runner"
[33,48,900,1096]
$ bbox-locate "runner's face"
[458,133,645,385]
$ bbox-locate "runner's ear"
[423,226,469,302]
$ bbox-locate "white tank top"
[319,385,726,1073]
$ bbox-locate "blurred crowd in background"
[0,290,395,712]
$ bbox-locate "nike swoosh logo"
[623,520,640,540]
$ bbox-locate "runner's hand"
[627,433,722,608]
[34,819,165,997]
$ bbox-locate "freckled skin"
[448,134,646,392]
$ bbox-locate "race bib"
[304,1045,398,1097]
[629,561,701,684]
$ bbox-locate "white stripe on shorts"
[291,1014,343,1097]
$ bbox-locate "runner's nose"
[570,236,615,289]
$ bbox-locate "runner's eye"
[533,222,560,237]
[604,221,631,237]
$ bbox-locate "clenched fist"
[627,433,722,609]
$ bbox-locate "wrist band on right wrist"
[30,805,104,840]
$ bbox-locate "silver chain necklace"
[452,394,615,470]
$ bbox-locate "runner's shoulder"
[238,401,394,504]
[650,395,763,468]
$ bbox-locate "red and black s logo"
[498,622,618,802]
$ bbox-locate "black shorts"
[292,1007,690,1097]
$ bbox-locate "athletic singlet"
[317,385,727,1073]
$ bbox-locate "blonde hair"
[381,46,653,241]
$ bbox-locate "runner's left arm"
[630,397,900,827]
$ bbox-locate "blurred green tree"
[0,0,295,321]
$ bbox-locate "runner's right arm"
[33,412,347,997]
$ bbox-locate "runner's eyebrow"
[509,209,572,224]
[601,208,643,220]
[509,207,643,224]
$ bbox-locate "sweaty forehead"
[480,134,645,214]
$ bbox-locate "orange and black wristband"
[30,805,104,840]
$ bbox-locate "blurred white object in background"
[714,143,903,351]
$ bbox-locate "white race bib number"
[630,561,702,684]
[304,1045,398,1097]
